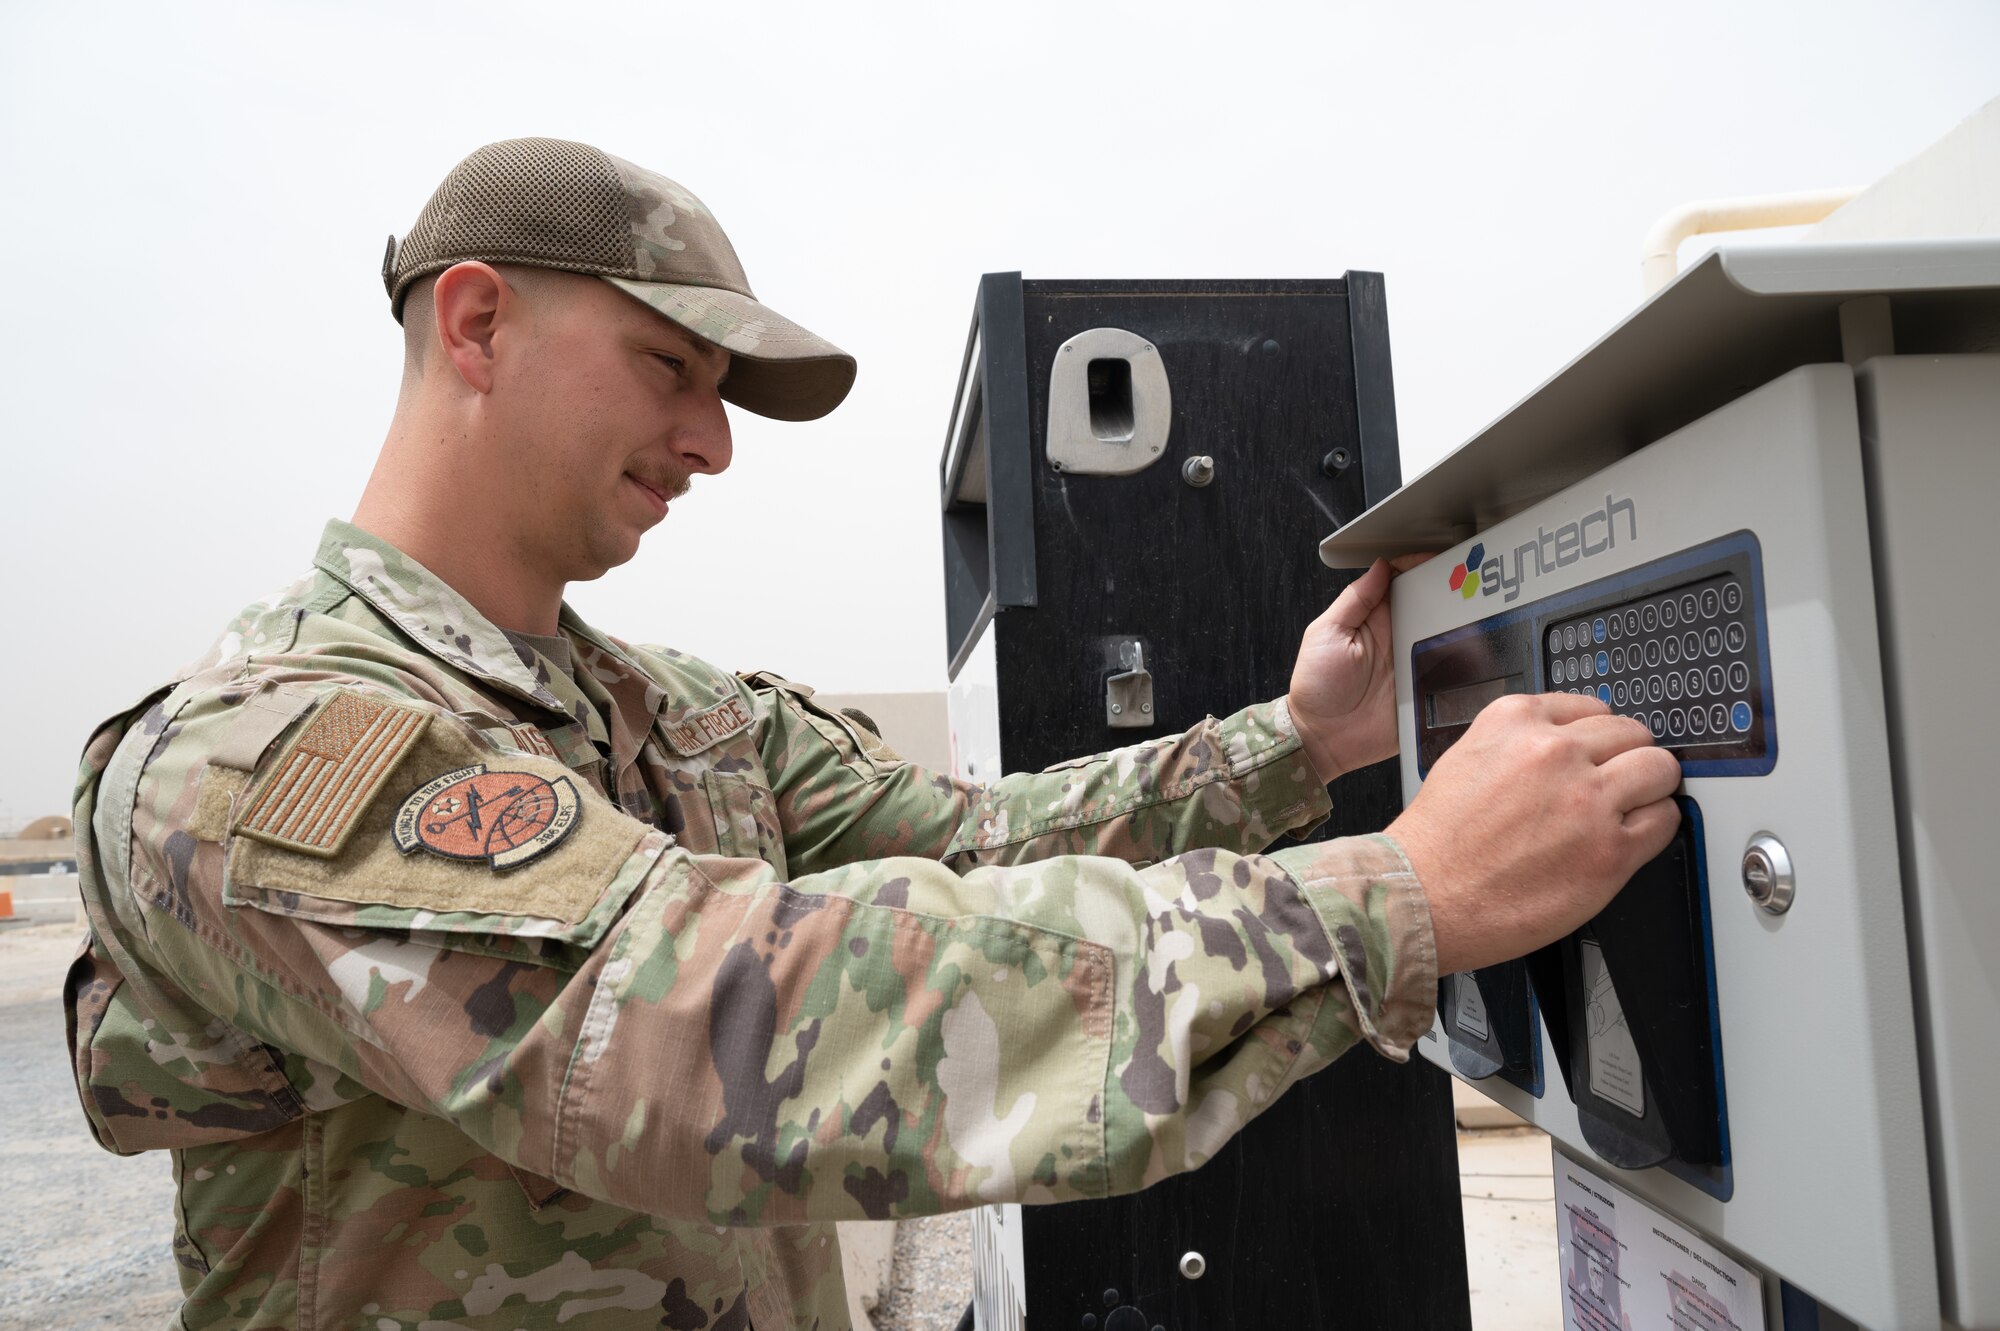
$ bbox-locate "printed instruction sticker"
[1455,975,1492,1042]
[1555,1152,1765,1331]
[1582,939,1646,1117]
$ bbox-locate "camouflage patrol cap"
[384,138,855,422]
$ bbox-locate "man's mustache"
[631,469,692,502]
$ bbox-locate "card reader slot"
[1437,961,1542,1095]
[1560,925,1675,1170]
[1585,803,1724,1166]
[1524,942,1572,1093]
[1529,799,1729,1187]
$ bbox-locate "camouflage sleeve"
[745,673,1334,876]
[94,674,1432,1229]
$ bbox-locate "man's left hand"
[1286,554,1431,783]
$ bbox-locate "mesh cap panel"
[388,139,630,315]
[382,137,856,420]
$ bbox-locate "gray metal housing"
[1328,240,2000,1330]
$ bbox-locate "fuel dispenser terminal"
[1323,239,2000,1331]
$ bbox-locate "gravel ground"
[871,1212,973,1331]
[0,924,183,1330]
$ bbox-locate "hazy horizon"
[4,0,1996,823]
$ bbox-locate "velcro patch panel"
[234,690,431,856]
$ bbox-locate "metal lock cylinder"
[1742,834,1795,915]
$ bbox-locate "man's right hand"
[1387,693,1683,976]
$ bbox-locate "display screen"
[1426,674,1523,729]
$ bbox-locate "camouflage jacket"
[66,519,1437,1331]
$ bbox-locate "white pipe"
[1640,188,1863,294]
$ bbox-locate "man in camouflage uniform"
[67,139,1681,1330]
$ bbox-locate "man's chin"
[570,529,648,584]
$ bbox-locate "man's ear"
[431,261,512,394]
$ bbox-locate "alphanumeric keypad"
[1542,575,1757,748]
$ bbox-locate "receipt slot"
[1324,241,2000,1331]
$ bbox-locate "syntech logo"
[1447,494,1639,604]
[1447,544,1486,600]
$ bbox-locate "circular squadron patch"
[392,764,581,870]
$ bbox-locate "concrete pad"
[0,921,183,1329]
[1,871,83,927]
[1453,1076,1529,1130]
[0,920,85,1004]
[1459,1128,1561,1331]
[838,1219,898,1330]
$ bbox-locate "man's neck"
[354,409,567,636]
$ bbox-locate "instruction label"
[1455,975,1492,1042]
[1581,939,1646,1117]
[1555,1153,1765,1331]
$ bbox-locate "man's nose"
[675,391,734,475]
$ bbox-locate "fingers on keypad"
[1543,577,1757,750]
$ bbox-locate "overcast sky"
[2,1,1995,825]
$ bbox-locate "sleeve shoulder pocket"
[222,688,656,952]
[740,669,906,774]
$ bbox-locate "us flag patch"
[235,691,431,856]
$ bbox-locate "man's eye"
[652,353,685,372]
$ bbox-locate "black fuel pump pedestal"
[941,273,1471,1330]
